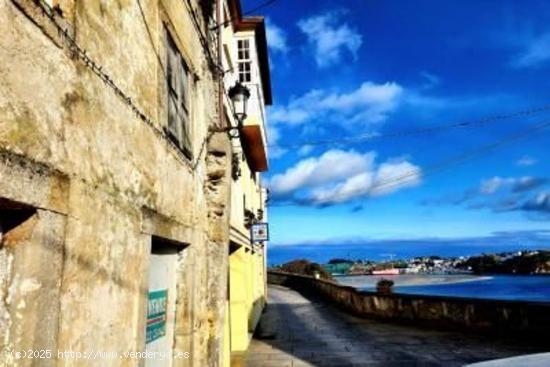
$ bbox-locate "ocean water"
[340,274,550,302]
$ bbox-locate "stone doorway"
[145,237,183,367]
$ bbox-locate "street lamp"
[228,82,250,138]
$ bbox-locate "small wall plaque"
[251,222,269,242]
[146,289,167,344]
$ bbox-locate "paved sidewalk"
[240,285,547,367]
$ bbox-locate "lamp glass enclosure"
[229,82,250,124]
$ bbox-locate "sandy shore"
[337,274,493,289]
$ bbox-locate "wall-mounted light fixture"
[227,82,250,139]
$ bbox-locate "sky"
[243,0,550,259]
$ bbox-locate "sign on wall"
[146,289,168,344]
[251,222,269,242]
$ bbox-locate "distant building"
[323,262,353,275]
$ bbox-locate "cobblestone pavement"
[238,285,548,367]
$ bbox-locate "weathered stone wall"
[268,271,550,340]
[0,0,231,365]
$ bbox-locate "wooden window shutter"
[166,34,180,143]
[164,29,192,158]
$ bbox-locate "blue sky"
[244,0,550,253]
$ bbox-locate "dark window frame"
[165,29,192,159]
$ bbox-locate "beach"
[337,274,492,289]
[336,274,550,302]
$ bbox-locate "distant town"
[272,250,550,278]
[324,250,550,276]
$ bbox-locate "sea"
[268,242,550,302]
[337,274,550,302]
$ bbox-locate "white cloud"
[269,150,375,195]
[310,172,374,204]
[419,71,441,90]
[516,155,537,166]
[298,11,363,68]
[265,18,288,54]
[269,81,403,128]
[512,32,550,68]
[371,160,422,196]
[267,124,287,159]
[479,176,545,195]
[268,149,421,205]
[297,145,314,156]
[479,177,511,195]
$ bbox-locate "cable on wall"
[35,0,217,171]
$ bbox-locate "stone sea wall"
[267,271,550,339]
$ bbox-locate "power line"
[243,0,279,16]
[268,102,550,148]
[213,0,280,30]
[269,119,550,207]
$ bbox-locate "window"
[237,39,251,83]
[237,39,250,60]
[166,30,192,157]
[238,62,251,83]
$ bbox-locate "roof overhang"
[227,0,272,105]
[240,125,268,172]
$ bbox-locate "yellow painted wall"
[228,245,266,354]
[229,246,251,352]
[223,300,231,367]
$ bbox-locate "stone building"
[0,0,270,366]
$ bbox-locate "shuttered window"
[166,30,191,158]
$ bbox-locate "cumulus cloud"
[520,192,550,213]
[479,176,517,195]
[297,145,314,156]
[419,71,441,90]
[268,149,422,206]
[298,11,363,68]
[422,176,550,218]
[490,191,550,217]
[512,32,550,68]
[479,176,547,195]
[267,124,286,159]
[269,81,404,128]
[516,155,538,167]
[265,18,288,54]
[513,177,548,193]
[269,150,375,195]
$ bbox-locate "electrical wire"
[184,0,221,73]
[213,0,280,30]
[268,102,550,148]
[243,0,279,16]
[269,119,550,207]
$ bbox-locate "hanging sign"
[251,222,269,242]
[146,289,167,344]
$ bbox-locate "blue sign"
[146,289,167,343]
